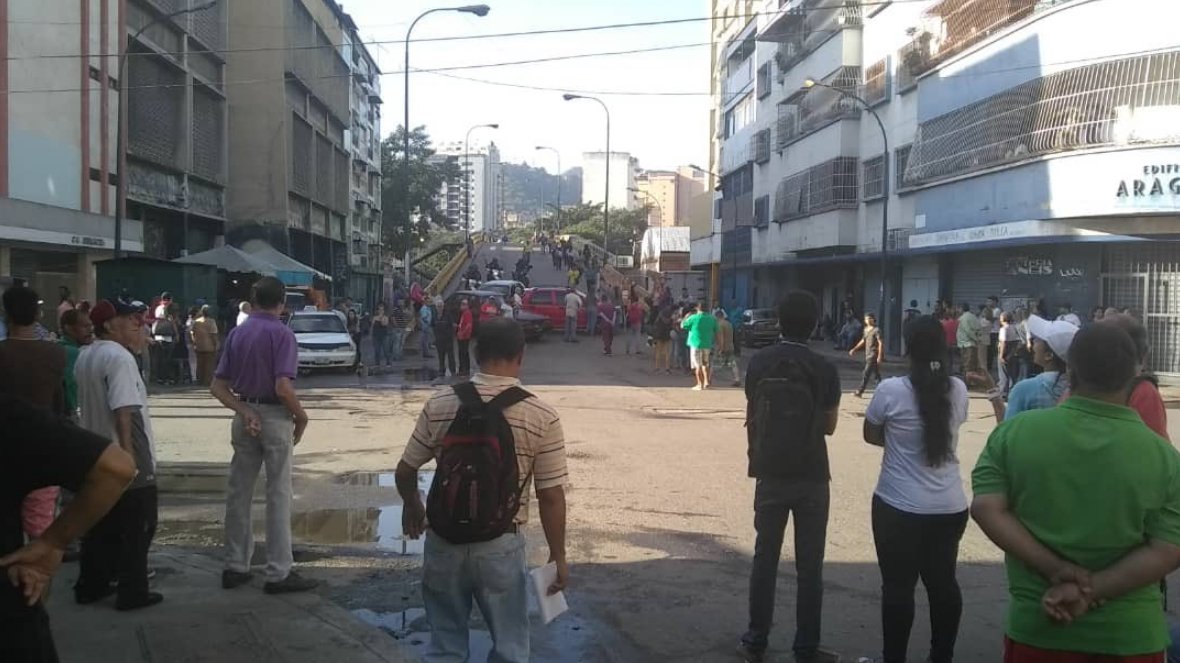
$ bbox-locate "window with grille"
[774,171,808,222]
[895,144,912,190]
[191,86,224,182]
[862,155,885,200]
[127,51,183,168]
[864,58,888,106]
[189,0,225,51]
[808,157,859,213]
[757,63,772,99]
[753,129,772,164]
[799,67,862,134]
[314,135,332,203]
[904,51,1180,187]
[290,115,312,196]
[754,195,770,227]
[776,102,799,150]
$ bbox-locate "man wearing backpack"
[395,317,569,663]
[738,291,842,663]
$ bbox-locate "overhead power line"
[0,44,1175,97]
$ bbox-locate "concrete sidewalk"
[46,549,417,663]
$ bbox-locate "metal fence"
[1101,243,1180,376]
[905,51,1180,187]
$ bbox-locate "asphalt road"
[144,245,1180,662]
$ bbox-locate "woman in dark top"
[346,309,361,367]
[370,303,390,367]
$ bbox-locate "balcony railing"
[798,66,862,134]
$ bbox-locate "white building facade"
[700,0,1180,373]
[436,140,501,234]
[581,151,641,211]
[340,14,382,304]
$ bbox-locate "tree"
[381,125,461,257]
[560,203,651,256]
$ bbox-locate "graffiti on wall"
[1005,256,1054,276]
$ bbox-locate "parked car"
[288,311,356,371]
[481,280,526,301]
[445,290,552,341]
[521,287,588,332]
[740,308,781,347]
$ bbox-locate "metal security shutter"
[951,249,1006,310]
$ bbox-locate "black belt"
[238,395,282,405]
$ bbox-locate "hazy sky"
[342,0,712,174]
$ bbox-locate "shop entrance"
[1101,245,1180,377]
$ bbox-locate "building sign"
[1005,256,1053,276]
[71,235,107,248]
[0,225,143,253]
[908,219,1107,250]
[1116,163,1180,199]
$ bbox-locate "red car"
[521,287,589,331]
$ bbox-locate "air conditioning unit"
[614,256,635,269]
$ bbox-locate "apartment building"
[0,0,137,307]
[433,140,502,234]
[340,15,382,304]
[636,166,709,227]
[581,151,641,211]
[226,0,362,291]
[699,0,1180,373]
[124,0,228,261]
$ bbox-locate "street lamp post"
[628,187,663,227]
[404,4,490,284]
[114,0,218,259]
[562,94,610,260]
[804,78,890,333]
[534,146,561,232]
[463,123,498,244]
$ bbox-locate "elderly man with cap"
[72,298,163,611]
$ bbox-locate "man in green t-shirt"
[681,301,717,391]
[972,323,1180,660]
[58,308,94,416]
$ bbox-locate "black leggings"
[871,495,968,663]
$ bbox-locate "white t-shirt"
[75,339,157,488]
[865,376,969,515]
[236,311,250,327]
[564,292,582,317]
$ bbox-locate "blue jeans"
[1169,625,1180,663]
[422,531,529,663]
[420,325,433,357]
[373,334,389,366]
[390,329,406,360]
[564,316,577,341]
[586,306,597,336]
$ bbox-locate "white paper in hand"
[529,562,569,625]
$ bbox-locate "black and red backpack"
[426,382,532,544]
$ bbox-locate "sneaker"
[691,385,703,391]
[116,592,164,611]
[736,642,765,663]
[732,380,742,387]
[74,585,116,605]
[854,390,863,398]
[263,571,319,595]
[796,647,841,663]
[221,569,253,589]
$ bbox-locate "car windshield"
[289,315,346,334]
[750,309,776,321]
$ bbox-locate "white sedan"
[288,311,356,371]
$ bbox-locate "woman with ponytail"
[858,316,970,663]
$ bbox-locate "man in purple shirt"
[210,277,317,594]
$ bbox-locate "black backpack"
[746,351,822,479]
[426,382,532,544]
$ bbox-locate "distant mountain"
[500,162,582,218]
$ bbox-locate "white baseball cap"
[1027,314,1078,360]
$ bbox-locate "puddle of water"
[353,606,591,662]
[286,471,435,554]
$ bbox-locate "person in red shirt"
[940,307,960,376]
[456,299,474,377]
[625,297,646,356]
[1098,314,1168,439]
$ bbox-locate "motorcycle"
[486,268,502,281]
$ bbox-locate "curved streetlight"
[628,187,663,227]
[463,123,499,243]
[562,93,611,259]
[803,77,889,333]
[534,146,562,232]
[114,0,218,258]
[403,4,490,282]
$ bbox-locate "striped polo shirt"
[401,373,568,525]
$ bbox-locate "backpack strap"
[452,382,485,410]
[487,386,532,411]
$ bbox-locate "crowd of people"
[734,290,1177,663]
